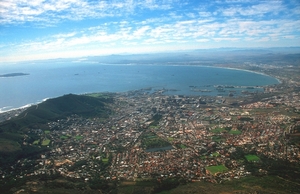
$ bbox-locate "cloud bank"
[0,0,299,62]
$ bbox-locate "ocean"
[0,63,279,112]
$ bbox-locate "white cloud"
[176,20,196,25]
[0,0,179,24]
[1,0,299,62]
[196,39,210,42]
[219,1,285,17]
[213,37,240,42]
[283,35,295,39]
[198,11,212,17]
[133,26,151,38]
[52,32,77,38]
[257,37,270,42]
[3,13,299,56]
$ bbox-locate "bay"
[0,63,279,112]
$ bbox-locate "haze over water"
[0,63,279,112]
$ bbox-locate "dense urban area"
[1,61,300,194]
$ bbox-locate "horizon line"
[1,46,300,64]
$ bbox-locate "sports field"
[245,154,260,162]
[102,158,109,163]
[206,165,228,175]
[42,139,51,146]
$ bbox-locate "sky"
[0,0,300,62]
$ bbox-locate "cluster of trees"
[142,138,171,149]
[0,145,48,168]
[141,132,171,149]
[149,114,162,127]
[228,145,300,183]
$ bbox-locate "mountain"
[0,93,113,166]
[0,94,112,133]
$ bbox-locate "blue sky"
[0,0,300,62]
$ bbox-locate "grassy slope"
[5,174,300,194]
[0,94,113,165]
[159,175,299,194]
[0,94,111,133]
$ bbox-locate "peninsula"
[0,73,29,77]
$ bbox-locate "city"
[2,63,299,193]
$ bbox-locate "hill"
[0,93,113,166]
[0,93,112,132]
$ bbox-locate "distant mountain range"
[15,47,300,66]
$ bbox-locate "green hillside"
[0,93,113,166]
[0,94,112,133]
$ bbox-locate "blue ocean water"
[0,63,279,112]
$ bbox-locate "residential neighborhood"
[3,83,300,185]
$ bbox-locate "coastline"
[0,98,49,114]
[0,104,31,114]
[197,65,282,84]
[138,63,282,84]
[0,64,281,114]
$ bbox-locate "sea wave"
[0,97,51,113]
[0,104,32,113]
[0,106,13,113]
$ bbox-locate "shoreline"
[0,98,49,114]
[146,63,283,85]
[197,65,282,84]
[0,104,31,114]
[0,64,281,114]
